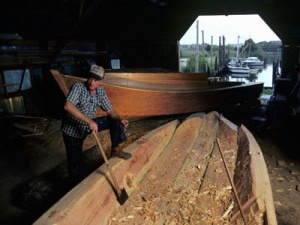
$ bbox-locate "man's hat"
[89,64,105,80]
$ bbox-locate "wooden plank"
[50,70,73,97]
[0,50,106,57]
[237,125,278,225]
[0,83,19,87]
[0,58,50,69]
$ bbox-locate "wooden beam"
[0,58,50,70]
[0,50,106,57]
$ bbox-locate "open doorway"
[179,14,281,88]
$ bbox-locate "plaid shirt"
[62,81,112,139]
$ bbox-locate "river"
[228,64,277,88]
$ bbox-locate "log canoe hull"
[34,111,277,224]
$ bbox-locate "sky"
[180,14,280,45]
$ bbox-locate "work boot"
[111,147,132,160]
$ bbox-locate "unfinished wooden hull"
[34,112,277,225]
[51,70,263,121]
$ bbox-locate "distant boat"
[242,57,264,68]
[227,58,250,75]
[230,73,250,78]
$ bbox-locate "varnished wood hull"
[34,112,277,224]
[51,70,263,121]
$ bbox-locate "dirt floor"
[0,101,300,225]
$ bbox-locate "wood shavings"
[222,201,234,218]
[275,188,284,193]
[125,173,135,188]
[109,117,240,225]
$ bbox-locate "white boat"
[242,57,264,67]
[230,73,250,78]
[227,58,250,75]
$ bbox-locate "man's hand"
[121,119,129,128]
[64,101,98,132]
[88,120,98,132]
[108,108,129,128]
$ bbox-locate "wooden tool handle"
[93,132,122,196]
[216,138,248,225]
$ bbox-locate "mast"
[202,30,206,72]
[195,20,199,72]
[236,35,240,58]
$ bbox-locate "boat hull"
[34,112,277,225]
[51,70,263,121]
[103,82,262,120]
[227,66,250,74]
[230,73,250,78]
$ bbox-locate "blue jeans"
[94,116,127,148]
[62,116,127,183]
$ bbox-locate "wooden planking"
[0,83,19,87]
[171,112,206,189]
[235,125,278,225]
[50,70,264,121]
[0,58,50,69]
[33,112,277,225]
[50,70,80,97]
[108,112,244,224]
[105,80,213,91]
[173,111,220,190]
[34,119,179,225]
[105,71,208,82]
[109,112,205,223]
[100,82,264,120]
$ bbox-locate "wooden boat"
[34,111,277,224]
[50,70,263,121]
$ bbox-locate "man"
[61,64,131,184]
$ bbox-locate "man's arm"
[64,101,98,132]
[107,108,129,128]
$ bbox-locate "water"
[228,64,275,88]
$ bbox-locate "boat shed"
[1,1,300,224]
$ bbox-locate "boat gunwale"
[234,125,277,225]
